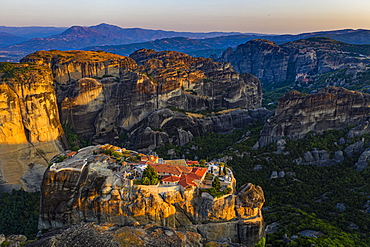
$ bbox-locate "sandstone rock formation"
[26,222,203,247]
[39,145,265,245]
[0,49,264,190]
[259,87,370,147]
[22,49,263,150]
[0,63,66,191]
[20,50,137,84]
[220,38,370,85]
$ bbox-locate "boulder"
[297,150,335,166]
[333,151,345,164]
[270,171,278,179]
[0,234,5,245]
[355,148,370,171]
[345,139,365,157]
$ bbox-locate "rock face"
[22,49,263,150]
[0,63,66,191]
[26,223,203,247]
[220,38,370,85]
[259,87,370,147]
[294,150,344,166]
[128,108,272,152]
[39,145,265,245]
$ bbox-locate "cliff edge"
[0,62,66,192]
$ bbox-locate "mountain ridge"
[1,23,370,62]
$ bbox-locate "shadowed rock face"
[259,87,370,147]
[26,223,203,247]
[220,38,370,85]
[127,108,272,152]
[0,63,66,191]
[23,49,263,150]
[39,145,265,245]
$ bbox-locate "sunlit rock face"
[20,50,138,84]
[23,49,263,150]
[39,145,265,246]
[0,63,66,191]
[259,87,370,147]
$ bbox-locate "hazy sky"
[1,0,369,34]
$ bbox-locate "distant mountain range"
[1,23,370,61]
[1,23,246,50]
[0,26,67,39]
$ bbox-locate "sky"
[0,0,369,34]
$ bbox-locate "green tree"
[142,177,150,185]
[141,165,159,185]
[212,176,221,191]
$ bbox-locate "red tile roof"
[137,161,154,165]
[146,163,207,188]
[67,151,77,157]
[178,174,197,188]
[151,164,184,176]
[190,167,208,178]
[161,175,180,183]
[177,166,192,174]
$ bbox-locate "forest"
[1,121,370,246]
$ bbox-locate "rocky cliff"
[0,62,66,192]
[259,87,370,147]
[22,49,263,150]
[39,145,265,246]
[27,222,204,247]
[0,49,263,191]
[220,37,370,85]
[127,108,272,152]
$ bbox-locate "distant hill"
[0,32,26,48]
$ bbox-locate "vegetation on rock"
[63,124,88,151]
[140,165,159,185]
